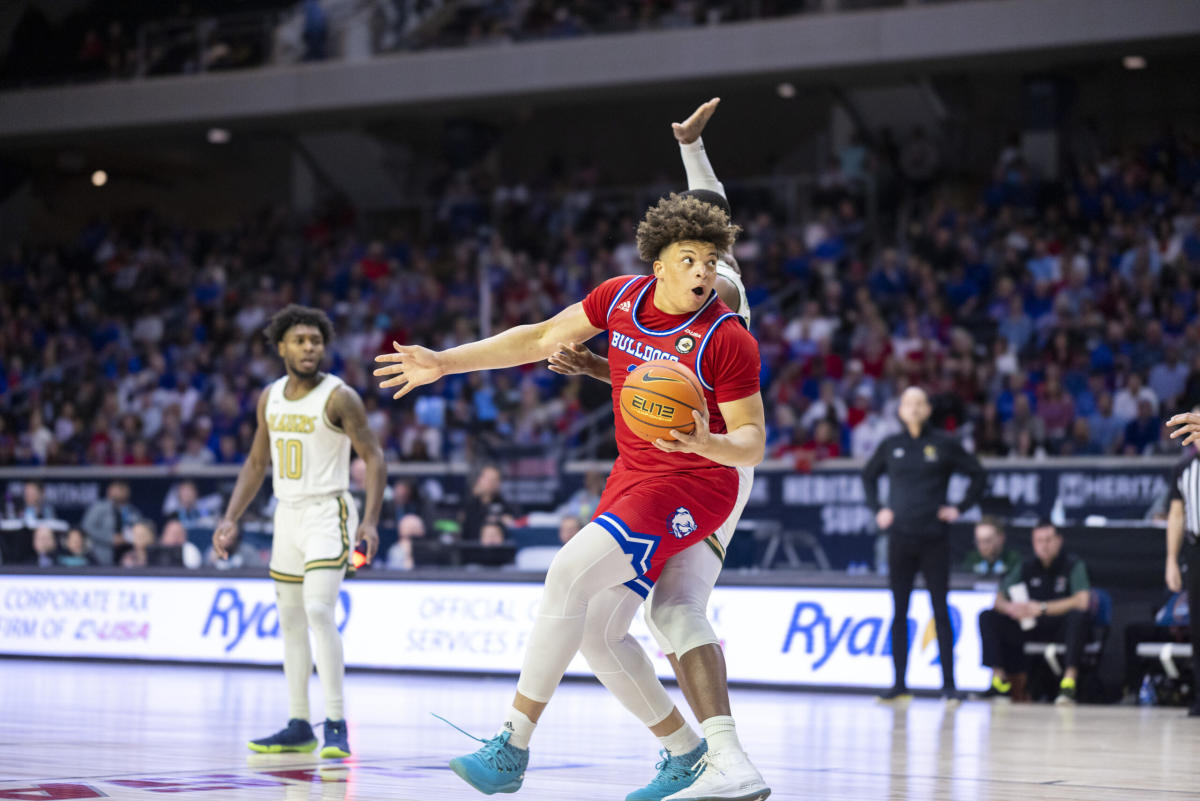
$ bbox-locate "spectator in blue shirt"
[1087,392,1126,454]
[997,296,1034,353]
[1123,399,1161,455]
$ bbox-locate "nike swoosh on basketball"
[641,374,681,383]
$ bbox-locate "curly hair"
[264,304,334,346]
[635,193,740,264]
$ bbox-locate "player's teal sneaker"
[626,741,707,801]
[448,730,529,794]
[247,718,318,753]
[320,719,350,758]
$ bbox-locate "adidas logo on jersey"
[616,300,632,312]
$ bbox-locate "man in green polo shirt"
[977,519,1091,704]
[962,516,1022,577]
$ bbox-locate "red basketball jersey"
[581,275,761,475]
[580,275,761,594]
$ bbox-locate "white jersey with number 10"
[265,373,351,502]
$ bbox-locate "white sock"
[303,569,346,721]
[501,707,536,750]
[659,722,703,757]
[275,582,312,721]
[701,715,744,756]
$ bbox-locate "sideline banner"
[0,575,992,690]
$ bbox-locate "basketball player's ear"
[652,259,664,278]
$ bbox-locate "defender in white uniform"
[547,98,769,801]
[213,304,385,760]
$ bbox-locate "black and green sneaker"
[980,675,1012,701]
[248,718,318,753]
[1055,679,1077,705]
[877,685,912,703]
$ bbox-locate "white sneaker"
[661,748,771,801]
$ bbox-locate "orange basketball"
[619,359,706,442]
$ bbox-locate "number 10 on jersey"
[275,438,303,479]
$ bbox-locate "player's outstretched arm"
[548,341,611,385]
[213,390,271,558]
[653,391,766,468]
[674,97,725,197]
[374,302,602,400]
[329,386,385,564]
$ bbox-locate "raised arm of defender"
[674,97,725,196]
[373,302,602,400]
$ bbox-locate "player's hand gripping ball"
[619,359,705,442]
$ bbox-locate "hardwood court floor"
[1,660,1198,800]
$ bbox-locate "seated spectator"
[383,478,425,527]
[57,527,98,567]
[516,515,581,571]
[978,520,1092,704]
[1036,376,1075,448]
[559,516,581,544]
[32,524,58,567]
[555,470,606,524]
[81,481,142,565]
[806,419,842,461]
[162,479,217,548]
[1087,392,1125,454]
[386,513,427,571]
[460,465,516,541]
[1124,399,1162,455]
[1058,418,1102,456]
[972,402,1007,457]
[1003,395,1044,454]
[6,481,57,525]
[962,517,1021,577]
[162,480,212,526]
[850,392,898,459]
[1150,344,1189,410]
[158,519,203,568]
[1114,372,1158,421]
[480,520,507,547]
[120,520,157,568]
[800,380,848,431]
[1,482,64,564]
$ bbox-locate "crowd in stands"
[3,0,884,88]
[3,124,1200,476]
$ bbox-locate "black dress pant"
[888,529,955,690]
[979,608,1089,674]
[1188,542,1200,694]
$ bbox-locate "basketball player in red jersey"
[375,194,770,801]
[546,98,768,801]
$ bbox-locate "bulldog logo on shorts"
[669,506,697,539]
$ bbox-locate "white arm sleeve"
[680,137,726,197]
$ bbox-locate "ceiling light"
[207,127,231,144]
[1122,55,1147,70]
[777,82,796,99]
[91,170,108,187]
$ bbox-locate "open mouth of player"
[691,286,705,297]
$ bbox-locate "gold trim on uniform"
[269,568,304,583]
[703,533,726,562]
[304,496,354,575]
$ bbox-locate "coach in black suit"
[862,386,986,702]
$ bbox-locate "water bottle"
[1139,675,1157,706]
[1050,496,1066,527]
